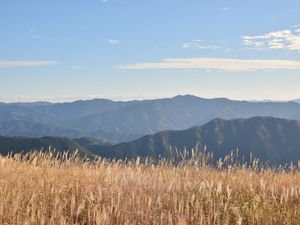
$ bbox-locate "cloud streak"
[181,40,220,50]
[106,39,120,45]
[242,26,300,51]
[118,57,300,72]
[0,61,58,68]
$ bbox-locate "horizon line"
[0,94,298,104]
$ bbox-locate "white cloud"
[106,39,120,45]
[118,57,300,72]
[181,40,220,50]
[242,26,300,51]
[0,61,58,68]
[223,6,229,11]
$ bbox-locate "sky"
[1,0,300,102]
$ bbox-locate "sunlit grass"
[1,150,300,225]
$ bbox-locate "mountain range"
[2,116,300,165]
[2,95,300,143]
[0,136,90,156]
[93,116,300,165]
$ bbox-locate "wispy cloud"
[181,40,220,50]
[106,39,120,45]
[118,57,300,72]
[72,65,81,70]
[242,26,300,51]
[0,61,58,68]
[223,6,229,11]
[29,29,42,39]
[98,0,109,4]
[294,25,300,33]
[0,95,94,102]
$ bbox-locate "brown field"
[1,151,300,225]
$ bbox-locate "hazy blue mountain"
[2,95,300,142]
[65,95,300,142]
[34,99,138,121]
[9,101,53,107]
[0,120,88,138]
[92,117,300,165]
[0,136,91,156]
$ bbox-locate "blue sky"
[1,0,300,102]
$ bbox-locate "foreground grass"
[1,152,300,225]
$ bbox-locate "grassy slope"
[1,152,300,225]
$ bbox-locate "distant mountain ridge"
[93,117,300,165]
[2,117,300,165]
[0,136,91,156]
[2,95,300,142]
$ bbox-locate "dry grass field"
[1,151,300,225]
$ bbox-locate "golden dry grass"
[1,151,300,225]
